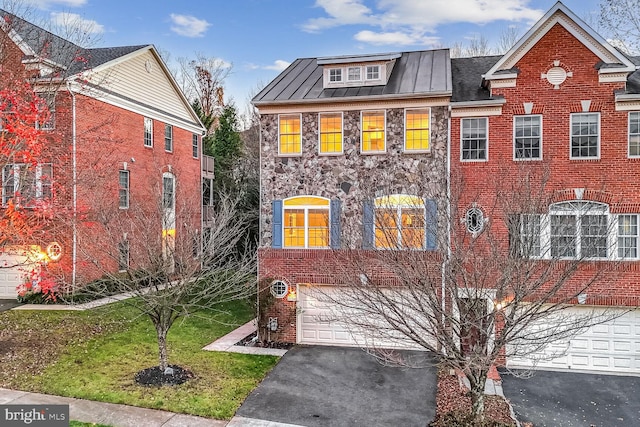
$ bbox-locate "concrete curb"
[203,319,288,357]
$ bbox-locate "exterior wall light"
[577,293,587,304]
[286,285,298,302]
[46,242,63,261]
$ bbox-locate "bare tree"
[599,0,640,54]
[320,163,623,421]
[449,34,493,58]
[76,178,255,375]
[496,26,521,54]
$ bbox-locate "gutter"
[449,98,506,108]
[66,80,77,294]
[252,90,453,107]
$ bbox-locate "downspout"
[256,111,263,341]
[66,80,77,296]
[441,105,452,356]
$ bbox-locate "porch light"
[286,286,298,302]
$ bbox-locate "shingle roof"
[253,49,452,104]
[450,56,500,103]
[1,9,148,77]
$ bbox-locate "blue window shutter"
[363,200,374,249]
[330,199,342,249]
[425,198,437,250]
[272,199,283,248]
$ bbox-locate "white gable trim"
[485,2,635,81]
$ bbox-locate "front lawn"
[0,300,278,419]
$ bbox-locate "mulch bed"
[236,331,293,349]
[431,367,516,427]
[134,365,194,387]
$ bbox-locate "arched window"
[374,195,425,249]
[283,196,330,248]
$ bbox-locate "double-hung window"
[347,67,361,82]
[319,113,342,154]
[570,113,599,159]
[164,124,173,152]
[405,109,430,151]
[461,118,488,161]
[162,175,175,209]
[279,114,301,155]
[329,68,342,83]
[283,196,329,248]
[629,112,640,157]
[374,195,425,249]
[366,65,380,80]
[119,170,129,209]
[514,115,542,159]
[361,111,385,153]
[2,163,52,206]
[192,133,199,158]
[144,117,153,147]
[618,215,638,259]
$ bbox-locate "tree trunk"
[468,371,488,421]
[156,323,169,371]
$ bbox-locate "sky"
[14,0,604,114]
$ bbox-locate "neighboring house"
[254,1,640,374]
[450,2,640,374]
[253,51,451,344]
[0,11,207,297]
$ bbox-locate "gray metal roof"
[1,9,148,77]
[253,49,452,105]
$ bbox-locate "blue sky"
[19,0,603,112]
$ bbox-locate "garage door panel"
[0,253,29,299]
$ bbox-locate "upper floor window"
[361,111,386,153]
[164,124,173,152]
[405,109,430,151]
[628,112,640,157]
[319,113,343,154]
[162,174,175,209]
[283,196,329,248]
[347,67,361,81]
[570,113,599,159]
[461,117,488,161]
[144,117,153,147]
[36,93,55,130]
[374,195,425,249]
[2,163,52,206]
[366,65,380,80]
[192,133,199,158]
[514,115,541,160]
[279,114,302,155]
[329,68,342,82]
[118,170,129,209]
[118,239,130,272]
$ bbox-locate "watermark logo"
[1,405,68,426]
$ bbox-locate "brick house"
[0,11,207,297]
[255,2,640,374]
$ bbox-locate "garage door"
[298,285,425,350]
[0,253,28,299]
[507,307,640,374]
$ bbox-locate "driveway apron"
[236,345,437,427]
[501,369,640,427]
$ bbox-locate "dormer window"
[366,65,380,80]
[347,67,361,82]
[329,68,342,82]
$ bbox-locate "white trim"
[403,107,431,153]
[118,169,130,209]
[460,117,489,162]
[628,111,640,159]
[318,112,344,156]
[360,110,387,154]
[347,66,362,82]
[278,113,302,157]
[144,117,153,148]
[451,105,503,118]
[164,123,173,153]
[373,194,427,250]
[365,65,381,82]
[513,114,543,161]
[569,112,600,160]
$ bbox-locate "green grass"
[70,422,112,427]
[0,300,278,419]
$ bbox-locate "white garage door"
[507,307,640,374]
[0,253,28,299]
[298,285,425,350]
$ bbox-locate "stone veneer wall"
[259,106,449,249]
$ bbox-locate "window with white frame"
[162,174,175,209]
[283,196,329,248]
[164,123,173,152]
[374,195,425,249]
[366,65,380,80]
[618,215,638,259]
[461,118,488,161]
[119,170,129,209]
[571,113,599,158]
[278,114,302,155]
[347,66,361,81]
[329,68,342,82]
[192,133,199,158]
[118,239,129,271]
[629,112,640,157]
[2,163,52,206]
[319,112,342,154]
[405,108,430,151]
[144,117,153,147]
[514,115,541,159]
[361,111,386,152]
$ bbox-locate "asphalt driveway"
[501,369,640,427]
[236,345,437,427]
[0,299,20,312]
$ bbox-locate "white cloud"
[26,0,86,8]
[246,60,291,72]
[50,12,104,34]
[354,30,438,46]
[303,0,544,47]
[169,14,211,38]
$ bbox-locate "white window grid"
[347,67,361,81]
[2,163,52,206]
[144,117,153,147]
[366,65,380,80]
[361,110,387,153]
[513,115,542,160]
[628,112,640,158]
[318,112,343,155]
[461,117,488,161]
[329,68,342,82]
[119,170,129,209]
[192,133,199,158]
[570,113,599,159]
[164,124,173,152]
